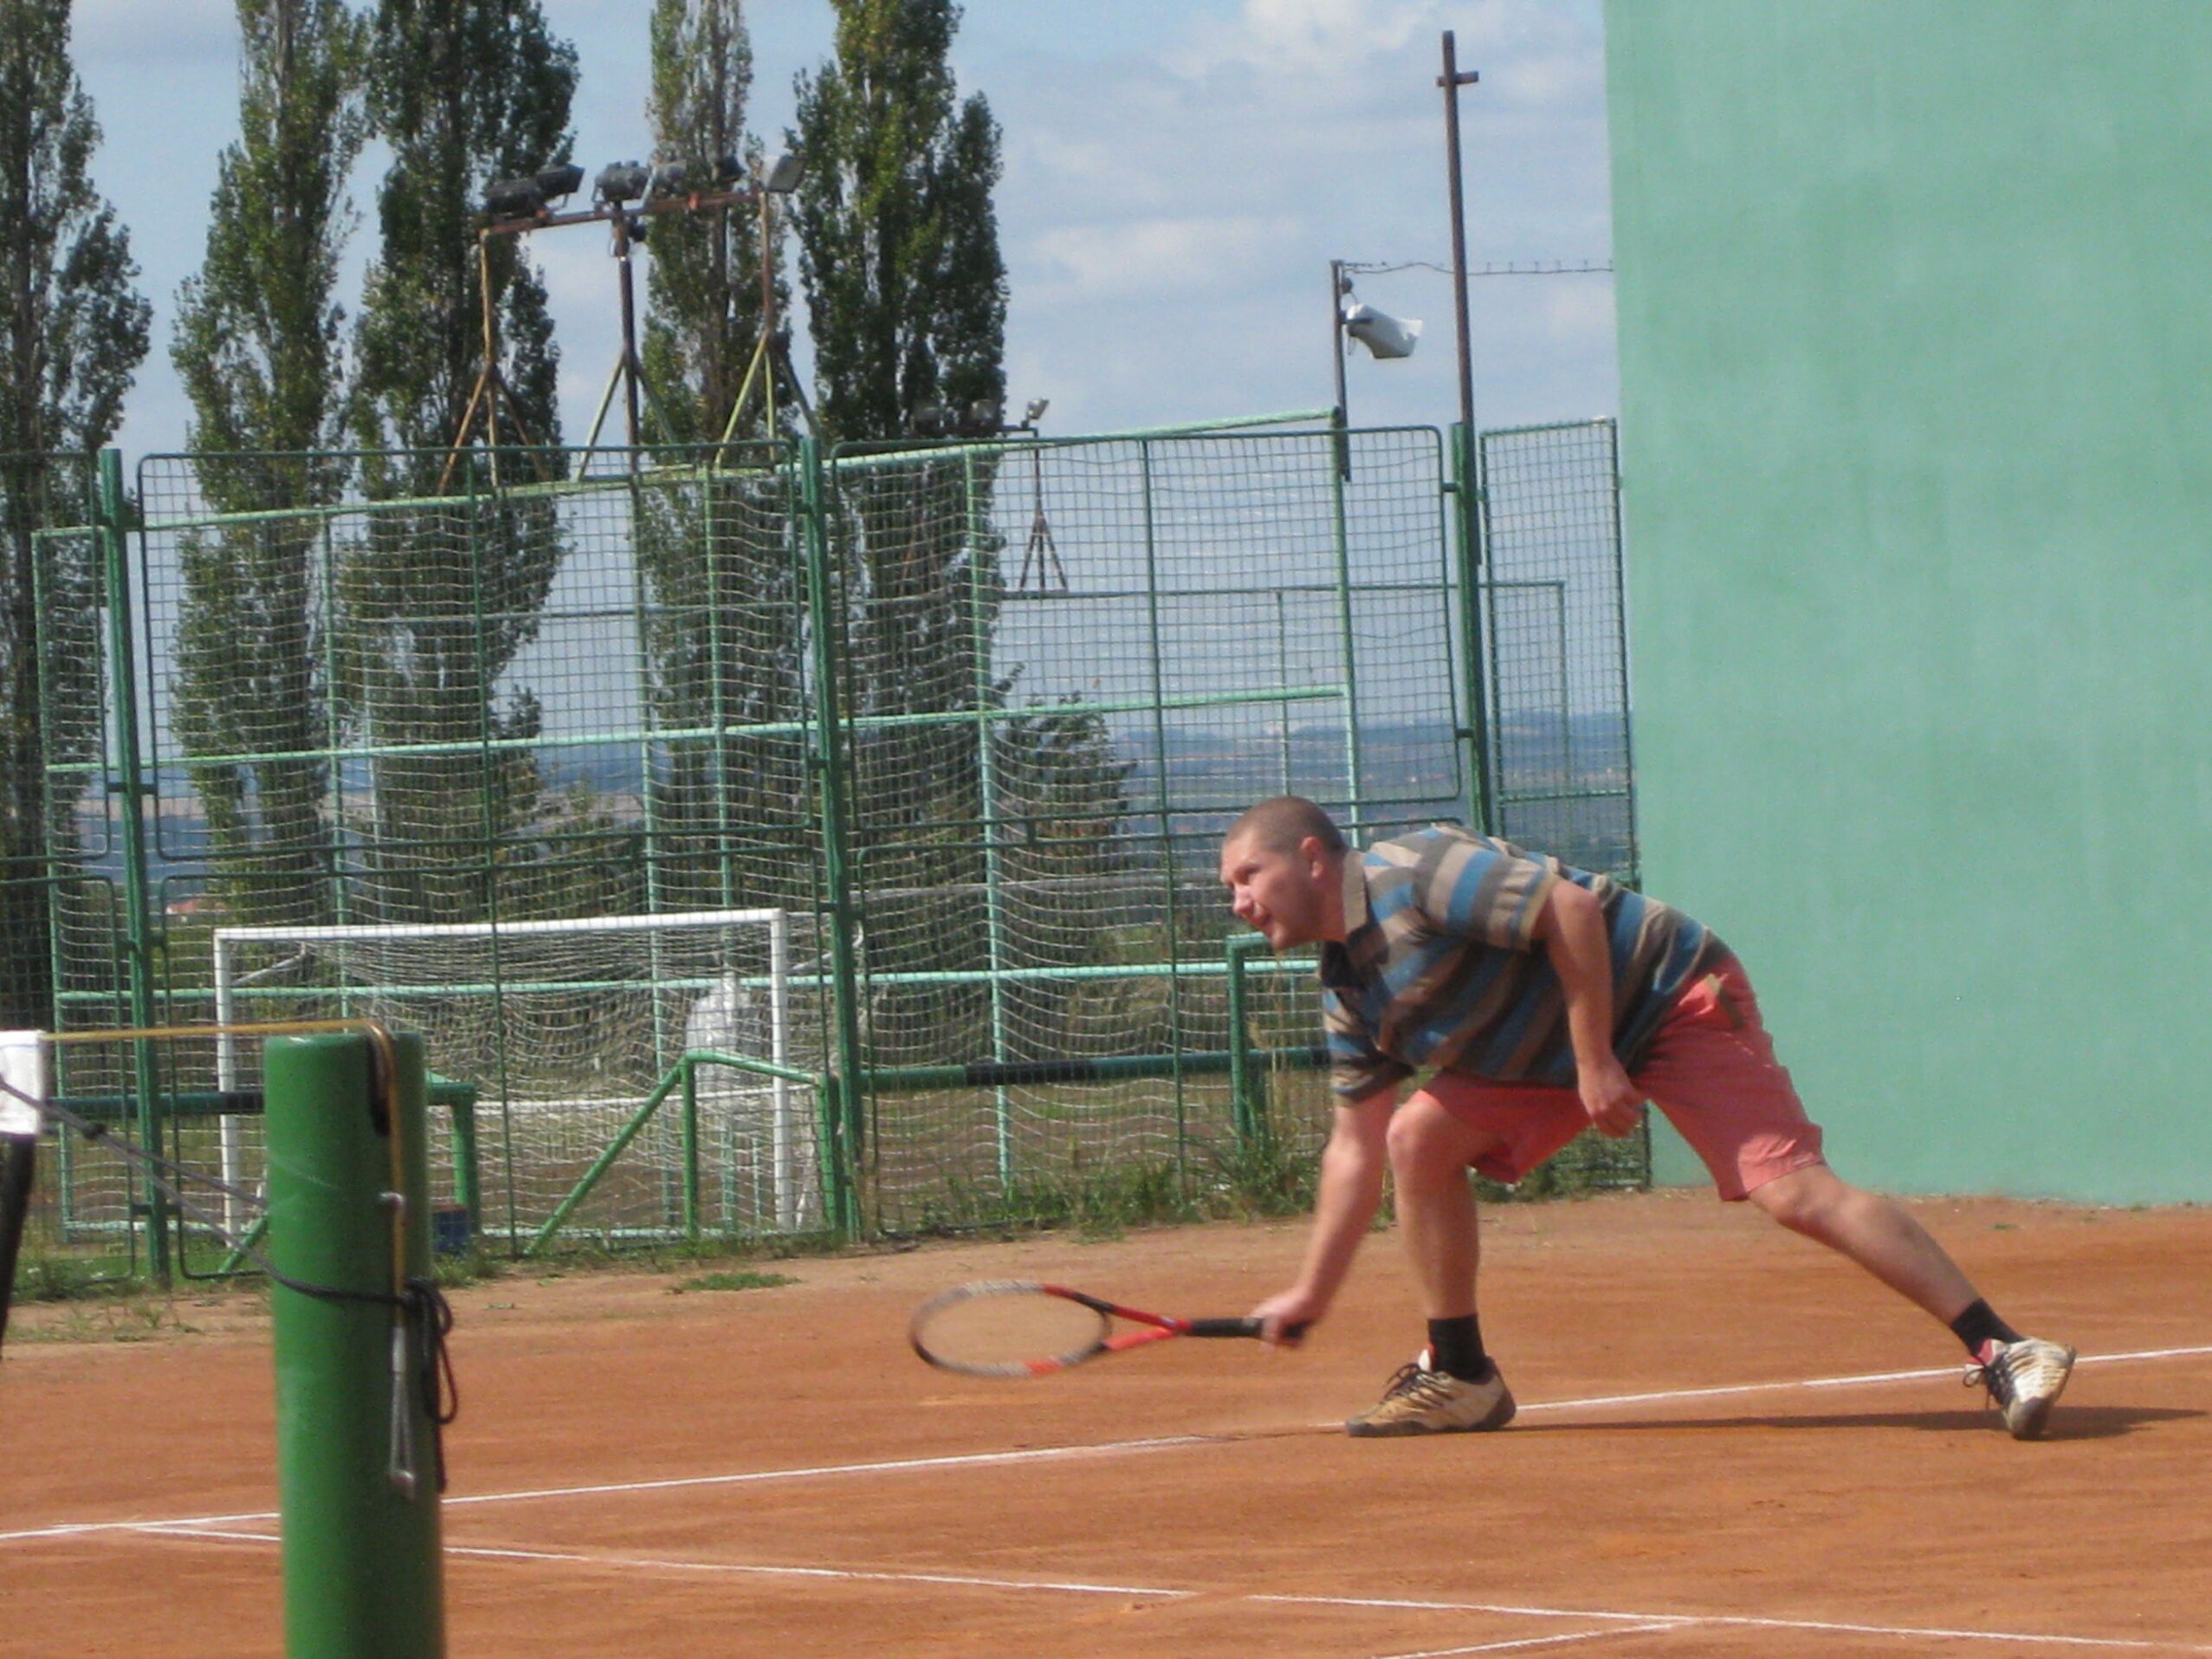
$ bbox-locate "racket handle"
[1183,1317,1311,1341]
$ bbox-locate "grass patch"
[5,1292,204,1345]
[897,1128,1327,1243]
[671,1269,799,1294]
[9,1253,144,1304]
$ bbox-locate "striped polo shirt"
[1319,825,1729,1098]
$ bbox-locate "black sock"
[1426,1315,1493,1383]
[1949,1299,2023,1357]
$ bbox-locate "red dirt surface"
[3,1190,2208,1656]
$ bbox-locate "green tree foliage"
[169,0,368,934]
[790,0,1005,447]
[340,0,579,925]
[791,0,1009,928]
[0,0,150,1027]
[641,0,786,448]
[989,700,1136,1053]
[789,3,1145,1077]
[351,0,576,467]
[636,2,809,916]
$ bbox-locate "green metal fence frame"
[14,410,1645,1272]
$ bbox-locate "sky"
[70,0,1615,464]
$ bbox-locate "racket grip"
[1183,1317,1311,1341]
[1184,1317,1266,1338]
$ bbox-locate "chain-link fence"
[4,417,1637,1281]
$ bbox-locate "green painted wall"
[1602,2,2211,1201]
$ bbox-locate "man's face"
[1219,831,1330,949]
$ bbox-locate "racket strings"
[911,1286,1109,1376]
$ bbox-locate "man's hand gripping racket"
[909,1280,1309,1378]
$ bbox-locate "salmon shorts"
[1419,956,1827,1202]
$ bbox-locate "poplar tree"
[642,0,783,447]
[0,0,150,1027]
[340,0,580,925]
[637,0,806,913]
[351,0,576,469]
[169,0,367,931]
[791,0,1006,447]
[792,0,1022,1057]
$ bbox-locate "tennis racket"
[909,1279,1300,1378]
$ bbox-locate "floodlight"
[715,152,746,186]
[911,403,952,438]
[535,163,584,202]
[1342,297,1422,360]
[595,161,650,204]
[484,176,545,221]
[650,160,689,197]
[625,213,649,244]
[1023,398,1049,425]
[967,399,1003,433]
[761,152,806,194]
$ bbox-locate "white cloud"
[1168,0,1438,81]
[1027,214,1304,304]
[84,0,1617,460]
[980,0,1611,435]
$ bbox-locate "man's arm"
[1252,1087,1394,1343]
[1530,879,1645,1137]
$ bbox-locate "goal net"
[210,909,822,1243]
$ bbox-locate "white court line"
[441,1434,1215,1509]
[126,1526,2212,1655]
[0,1435,1213,1544]
[1264,1596,2212,1654]
[6,1342,2205,1548]
[1371,1625,1686,1657]
[139,1528,1185,1598]
[1516,1344,2212,1416]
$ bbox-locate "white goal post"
[210,908,808,1234]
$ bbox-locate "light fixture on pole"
[445,148,801,488]
[1329,262,1423,478]
[1009,398,1064,593]
[715,152,818,453]
[1342,292,1423,360]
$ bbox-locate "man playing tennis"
[1221,797,2076,1440]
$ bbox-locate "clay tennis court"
[4,1189,2207,1656]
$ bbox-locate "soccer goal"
[210,908,820,1242]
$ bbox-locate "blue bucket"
[430,1204,473,1257]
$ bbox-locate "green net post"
[96,450,170,1278]
[801,438,865,1237]
[680,1058,702,1241]
[1450,419,1495,834]
[1224,934,1267,1144]
[438,1083,482,1237]
[266,1031,444,1658]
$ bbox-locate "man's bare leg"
[1745,1163,1979,1321]
[1744,1162,2077,1438]
[1342,1093,1519,1435]
[1384,1093,1505,1319]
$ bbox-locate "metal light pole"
[1329,258,1351,478]
[1438,29,1494,833]
[1439,30,1480,439]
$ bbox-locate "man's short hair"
[1224,795,1346,856]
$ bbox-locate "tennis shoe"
[1964,1336,2075,1440]
[1345,1352,1515,1438]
